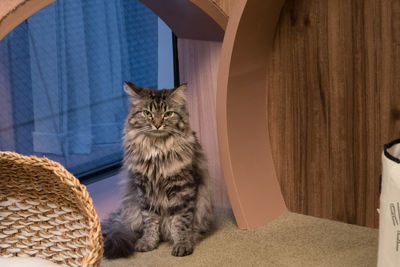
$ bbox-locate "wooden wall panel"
[178,38,231,208]
[267,0,400,228]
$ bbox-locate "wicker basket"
[0,151,103,267]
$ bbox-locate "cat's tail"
[101,210,140,259]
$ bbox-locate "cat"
[101,81,214,258]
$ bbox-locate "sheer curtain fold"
[28,0,130,155]
[82,0,125,146]
[29,1,91,155]
[0,41,15,151]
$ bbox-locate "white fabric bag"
[378,139,400,266]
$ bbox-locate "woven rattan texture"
[0,151,103,266]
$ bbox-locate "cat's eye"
[163,111,173,118]
[143,110,152,118]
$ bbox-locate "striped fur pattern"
[102,82,213,258]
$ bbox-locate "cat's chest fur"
[124,134,196,214]
[124,133,195,179]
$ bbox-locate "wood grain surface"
[267,0,400,228]
[178,38,231,208]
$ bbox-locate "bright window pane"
[0,0,174,176]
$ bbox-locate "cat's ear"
[169,83,187,104]
[124,81,144,97]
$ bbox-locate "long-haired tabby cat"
[102,82,213,258]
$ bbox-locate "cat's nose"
[153,118,163,129]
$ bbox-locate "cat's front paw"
[134,238,158,252]
[171,242,193,257]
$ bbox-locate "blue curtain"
[0,0,160,174]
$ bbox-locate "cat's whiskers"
[165,128,185,137]
[130,127,153,137]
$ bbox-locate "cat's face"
[124,81,189,138]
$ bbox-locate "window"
[0,0,175,178]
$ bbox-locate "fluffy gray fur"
[102,82,213,258]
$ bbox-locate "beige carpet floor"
[100,209,378,267]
